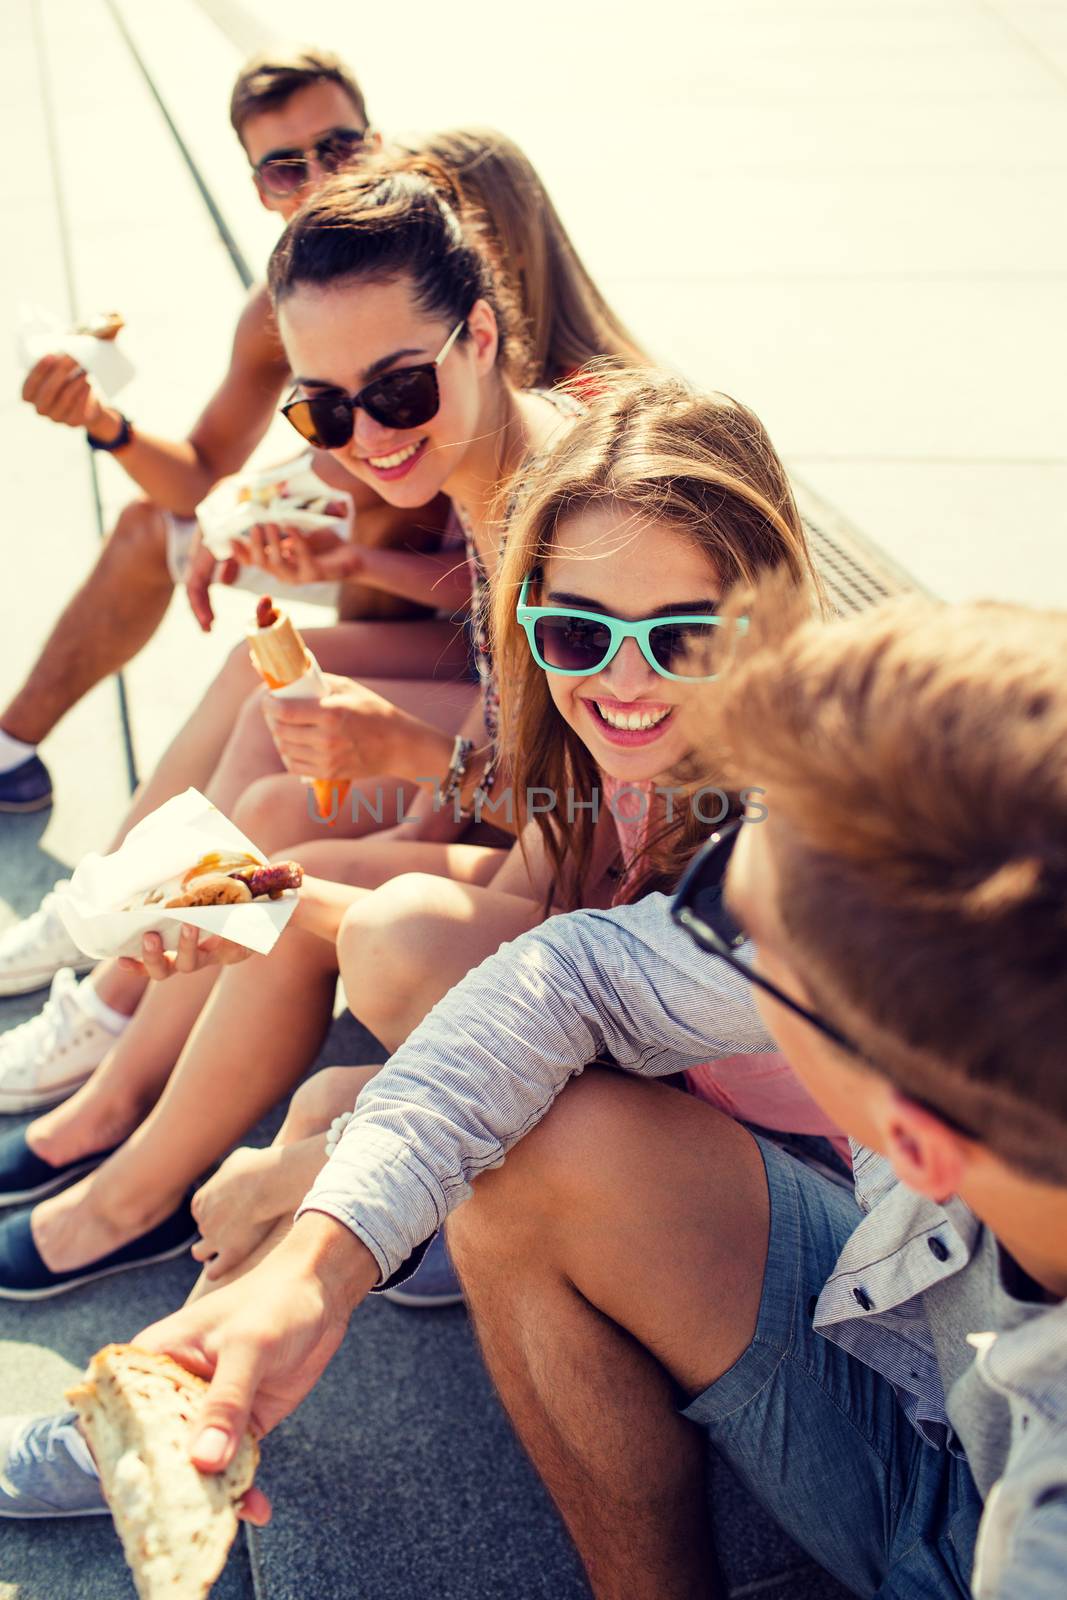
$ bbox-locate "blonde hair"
[394,127,647,386]
[491,368,817,909]
[705,584,1067,1180]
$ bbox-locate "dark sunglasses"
[281,321,465,448]
[672,821,859,1052]
[254,127,368,197]
[517,575,737,681]
[672,821,980,1141]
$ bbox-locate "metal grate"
[795,482,927,619]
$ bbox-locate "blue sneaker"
[382,1229,464,1308]
[0,1197,197,1300]
[0,755,53,814]
[0,1411,107,1518]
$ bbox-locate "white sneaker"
[0,970,115,1113]
[0,885,93,997]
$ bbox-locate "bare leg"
[27,834,507,1272]
[2,501,174,745]
[338,871,543,1053]
[447,1072,770,1600]
[27,966,220,1167]
[114,617,470,846]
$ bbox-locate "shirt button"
[853,1287,874,1311]
[928,1237,950,1262]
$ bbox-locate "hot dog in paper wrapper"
[54,790,301,961]
[248,595,350,825]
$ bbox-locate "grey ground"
[6,0,1064,1595]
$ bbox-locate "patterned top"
[456,387,584,744]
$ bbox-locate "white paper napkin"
[16,303,135,399]
[196,454,354,558]
[55,789,299,960]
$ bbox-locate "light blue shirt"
[300,891,1067,1599]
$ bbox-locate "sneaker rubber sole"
[0,1233,198,1302]
[0,1076,98,1116]
[0,1154,108,1210]
[0,958,96,999]
[0,793,54,815]
[0,1501,109,1519]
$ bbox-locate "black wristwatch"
[87,413,134,452]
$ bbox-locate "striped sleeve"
[299,892,771,1279]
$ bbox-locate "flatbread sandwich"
[66,1344,259,1600]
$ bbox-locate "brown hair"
[706,585,1067,1180]
[267,162,521,378]
[492,368,817,910]
[394,128,647,385]
[229,46,369,142]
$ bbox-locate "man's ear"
[465,298,500,376]
[878,1090,969,1203]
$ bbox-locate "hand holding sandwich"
[119,923,254,981]
[230,521,363,586]
[136,1212,378,1505]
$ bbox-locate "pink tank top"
[600,774,850,1164]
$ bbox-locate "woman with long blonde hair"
[176,369,844,1304]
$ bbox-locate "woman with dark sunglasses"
[0,158,587,1298]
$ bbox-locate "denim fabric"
[683,1137,981,1599]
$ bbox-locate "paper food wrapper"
[54,790,299,961]
[266,657,352,824]
[16,303,135,399]
[196,454,354,558]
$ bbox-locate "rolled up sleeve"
[299,893,770,1279]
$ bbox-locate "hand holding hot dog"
[260,672,450,784]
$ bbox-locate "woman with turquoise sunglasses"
[167,370,847,1303]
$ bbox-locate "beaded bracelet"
[325,1111,354,1158]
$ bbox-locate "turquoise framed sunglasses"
[516,575,740,682]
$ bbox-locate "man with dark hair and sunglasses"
[4,46,447,815]
[7,594,1067,1600]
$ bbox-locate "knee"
[231,775,285,843]
[448,1070,653,1261]
[338,873,441,1044]
[285,1065,368,1140]
[105,500,169,575]
[216,640,260,701]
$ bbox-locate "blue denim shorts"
[683,1136,982,1599]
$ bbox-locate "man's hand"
[117,925,253,980]
[230,522,364,587]
[22,352,111,433]
[135,1215,378,1512]
[261,672,438,782]
[184,525,239,633]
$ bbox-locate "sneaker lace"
[0,884,72,963]
[0,970,81,1081]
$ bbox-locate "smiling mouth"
[589,701,674,732]
[365,439,425,470]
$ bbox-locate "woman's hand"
[261,673,444,783]
[190,1147,286,1281]
[134,1213,378,1508]
[117,925,253,980]
[229,522,363,586]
